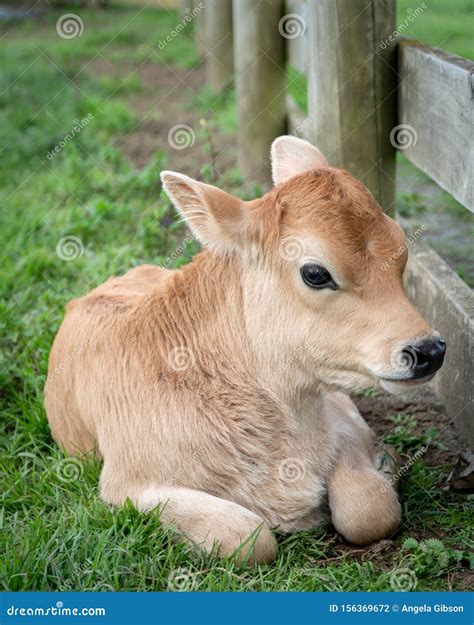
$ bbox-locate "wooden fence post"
[286,0,308,74]
[179,0,192,19]
[193,0,207,58]
[233,0,286,184]
[307,0,397,213]
[205,0,233,92]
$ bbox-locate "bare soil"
[358,387,461,466]
[87,58,236,177]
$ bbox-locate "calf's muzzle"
[399,337,446,380]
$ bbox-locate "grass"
[1,4,472,592]
[397,0,473,60]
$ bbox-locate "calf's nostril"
[402,338,446,379]
[437,338,447,353]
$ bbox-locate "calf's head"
[161,136,445,393]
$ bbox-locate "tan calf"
[45,136,446,562]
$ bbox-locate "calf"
[45,136,446,563]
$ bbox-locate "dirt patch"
[356,387,461,466]
[86,57,236,176]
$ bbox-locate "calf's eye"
[300,263,337,290]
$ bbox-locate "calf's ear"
[271,135,328,185]
[160,171,245,252]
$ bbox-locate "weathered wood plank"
[233,0,286,184]
[401,219,474,449]
[286,95,312,140]
[179,0,193,19]
[193,0,207,58]
[205,0,233,92]
[307,0,397,214]
[285,0,308,75]
[398,40,474,212]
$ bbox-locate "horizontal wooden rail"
[398,40,473,212]
[400,218,474,449]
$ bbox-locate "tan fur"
[45,137,443,562]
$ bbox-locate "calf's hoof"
[223,522,278,564]
[329,468,402,546]
[190,511,278,564]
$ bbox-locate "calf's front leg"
[100,474,277,564]
[325,393,402,545]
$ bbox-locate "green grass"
[397,0,473,60]
[286,64,308,114]
[1,5,472,592]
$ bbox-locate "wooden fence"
[180,0,473,449]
